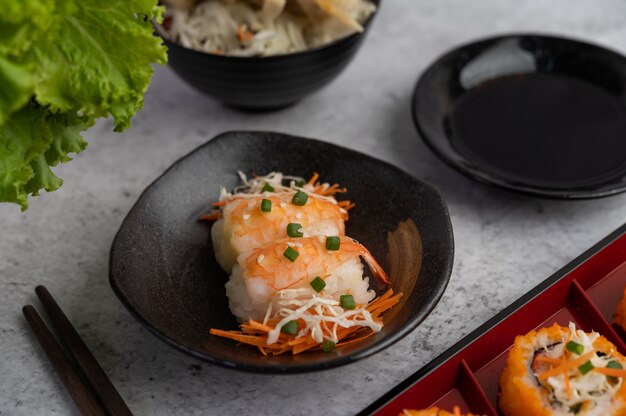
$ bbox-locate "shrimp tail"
[358,243,390,285]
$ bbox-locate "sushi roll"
[499,322,626,416]
[211,235,400,355]
[613,286,626,333]
[400,407,482,416]
[205,172,352,272]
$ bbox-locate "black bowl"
[109,131,454,373]
[413,34,626,199]
[159,1,380,110]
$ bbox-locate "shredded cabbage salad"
[265,288,382,345]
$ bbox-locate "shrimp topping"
[207,172,353,272]
[243,236,390,296]
[225,236,390,323]
[212,192,346,272]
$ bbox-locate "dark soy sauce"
[449,74,626,188]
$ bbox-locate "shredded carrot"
[212,201,228,207]
[236,25,254,42]
[293,342,316,355]
[337,200,356,210]
[209,329,269,347]
[531,332,610,400]
[199,212,221,221]
[287,337,310,347]
[562,332,572,399]
[561,346,571,399]
[336,330,376,348]
[453,406,461,416]
[307,173,352,209]
[314,184,347,196]
[537,351,595,381]
[322,185,347,196]
[210,289,402,355]
[593,367,626,377]
[247,320,272,332]
[535,356,562,364]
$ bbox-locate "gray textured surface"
[2,0,626,415]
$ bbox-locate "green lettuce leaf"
[0,0,167,209]
[29,0,167,131]
[0,104,89,209]
[0,57,35,126]
[0,0,58,56]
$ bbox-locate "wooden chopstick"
[23,305,106,416]
[23,286,133,416]
[34,286,133,416]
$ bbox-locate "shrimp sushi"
[211,235,401,354]
[400,407,483,416]
[499,322,626,416]
[205,172,352,272]
[225,235,389,322]
[613,285,626,334]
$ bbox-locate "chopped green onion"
[295,180,305,188]
[281,320,298,335]
[566,341,584,355]
[578,360,594,375]
[287,223,304,238]
[283,246,299,262]
[260,199,272,212]
[261,183,275,193]
[310,276,326,293]
[340,294,356,310]
[325,236,340,251]
[292,191,308,206]
[322,340,335,353]
[607,360,623,382]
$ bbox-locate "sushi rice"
[226,254,375,323]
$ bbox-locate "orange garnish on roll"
[537,351,596,381]
[594,367,626,377]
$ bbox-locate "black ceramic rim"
[412,33,626,200]
[156,0,381,61]
[109,131,454,373]
[358,222,626,414]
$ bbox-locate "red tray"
[360,223,626,416]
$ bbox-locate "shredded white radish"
[216,171,340,205]
[265,288,382,345]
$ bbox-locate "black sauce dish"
[156,1,380,110]
[109,131,454,373]
[413,34,626,199]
